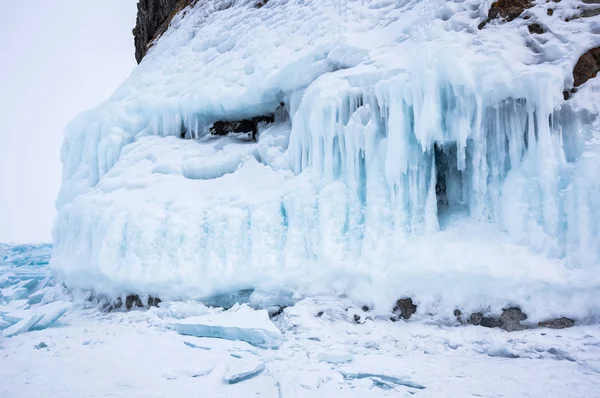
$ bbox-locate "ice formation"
[171,305,284,348]
[1,245,69,338]
[51,0,600,318]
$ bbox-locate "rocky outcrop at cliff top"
[133,0,195,63]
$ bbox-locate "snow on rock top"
[171,305,284,348]
[52,0,600,319]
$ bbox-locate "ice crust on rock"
[171,305,284,348]
[51,0,600,319]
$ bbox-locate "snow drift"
[51,0,600,319]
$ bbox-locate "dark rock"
[563,90,570,100]
[256,0,269,7]
[209,115,275,140]
[488,0,533,22]
[538,317,575,329]
[573,47,600,87]
[133,0,197,63]
[316,311,324,317]
[528,23,546,34]
[547,8,554,16]
[565,5,600,21]
[353,314,361,323]
[469,307,528,331]
[469,312,502,328]
[125,294,143,310]
[499,307,527,331]
[362,305,369,312]
[148,296,162,307]
[454,309,462,317]
[389,315,399,322]
[580,7,600,18]
[393,298,417,320]
[268,305,286,319]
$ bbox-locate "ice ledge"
[170,305,284,348]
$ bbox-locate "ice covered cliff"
[51,0,600,320]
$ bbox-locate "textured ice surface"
[51,0,600,319]
[1,243,52,267]
[0,245,68,337]
[171,305,284,348]
[223,357,266,384]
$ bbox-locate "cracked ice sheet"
[0,297,599,397]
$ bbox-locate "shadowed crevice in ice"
[183,341,212,350]
[340,371,426,390]
[223,359,266,384]
[486,347,521,359]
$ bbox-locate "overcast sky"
[0,1,138,243]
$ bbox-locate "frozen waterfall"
[51,0,600,320]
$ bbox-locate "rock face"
[133,0,195,63]
[573,47,600,87]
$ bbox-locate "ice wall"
[52,0,600,317]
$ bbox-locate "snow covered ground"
[2,245,600,397]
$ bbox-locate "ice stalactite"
[288,72,597,269]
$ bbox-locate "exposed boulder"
[573,47,600,87]
[148,296,162,307]
[469,312,502,328]
[125,294,143,310]
[538,317,575,329]
[527,23,546,34]
[393,298,417,320]
[469,307,528,331]
[499,307,528,331]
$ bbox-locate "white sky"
[0,1,138,243]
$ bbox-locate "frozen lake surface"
[2,244,600,397]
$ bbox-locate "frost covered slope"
[52,0,600,318]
